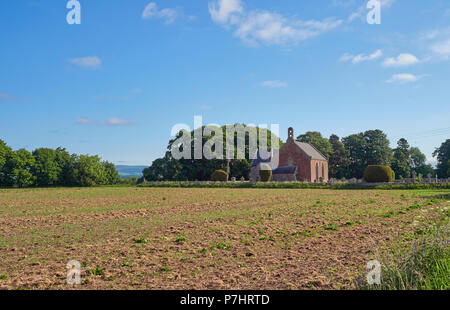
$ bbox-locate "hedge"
[364,165,394,183]
[211,169,228,182]
[259,164,272,182]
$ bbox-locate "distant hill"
[115,165,148,178]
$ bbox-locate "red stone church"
[250,128,329,183]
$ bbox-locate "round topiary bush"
[363,165,394,183]
[211,169,228,182]
[259,164,273,182]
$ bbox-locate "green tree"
[296,131,332,159]
[55,147,73,186]
[409,147,426,169]
[11,149,36,187]
[433,139,450,178]
[103,161,121,184]
[392,138,411,179]
[32,148,61,186]
[342,130,392,179]
[0,139,14,186]
[144,125,282,182]
[328,134,350,179]
[70,155,107,187]
[363,130,392,166]
[342,133,366,178]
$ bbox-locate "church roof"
[294,141,327,161]
[251,149,273,167]
[273,166,297,175]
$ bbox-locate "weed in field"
[214,243,231,250]
[324,224,339,231]
[133,237,148,244]
[89,267,104,276]
[159,267,171,272]
[345,221,355,226]
[0,274,7,280]
[381,211,394,218]
[407,204,422,211]
[175,237,187,243]
[121,261,132,267]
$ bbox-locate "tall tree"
[342,133,366,178]
[103,161,121,184]
[433,139,450,178]
[296,131,332,159]
[11,149,35,187]
[0,140,14,186]
[363,130,392,166]
[32,148,61,186]
[392,138,411,179]
[328,134,350,179]
[409,147,426,169]
[342,130,392,178]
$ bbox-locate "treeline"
[143,126,450,181]
[0,139,121,188]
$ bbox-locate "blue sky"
[1,0,449,165]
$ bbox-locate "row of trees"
[0,139,121,188]
[298,130,441,179]
[143,126,449,181]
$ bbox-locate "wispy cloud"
[76,117,134,127]
[76,118,92,125]
[101,118,133,127]
[339,49,382,64]
[200,104,212,111]
[261,80,288,88]
[142,2,190,24]
[69,56,102,69]
[386,73,428,84]
[0,92,29,103]
[209,0,342,46]
[382,53,419,67]
[430,39,450,59]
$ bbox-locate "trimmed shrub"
[259,164,272,182]
[363,165,394,183]
[211,169,228,182]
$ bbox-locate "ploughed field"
[0,187,448,290]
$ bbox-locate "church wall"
[310,159,329,183]
[279,142,312,182]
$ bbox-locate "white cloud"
[430,39,450,58]
[142,2,178,24]
[261,80,288,88]
[339,49,382,64]
[382,53,419,67]
[209,0,342,46]
[69,56,102,69]
[76,118,92,125]
[77,118,134,126]
[200,104,212,111]
[101,118,133,127]
[386,73,427,84]
[209,0,243,24]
